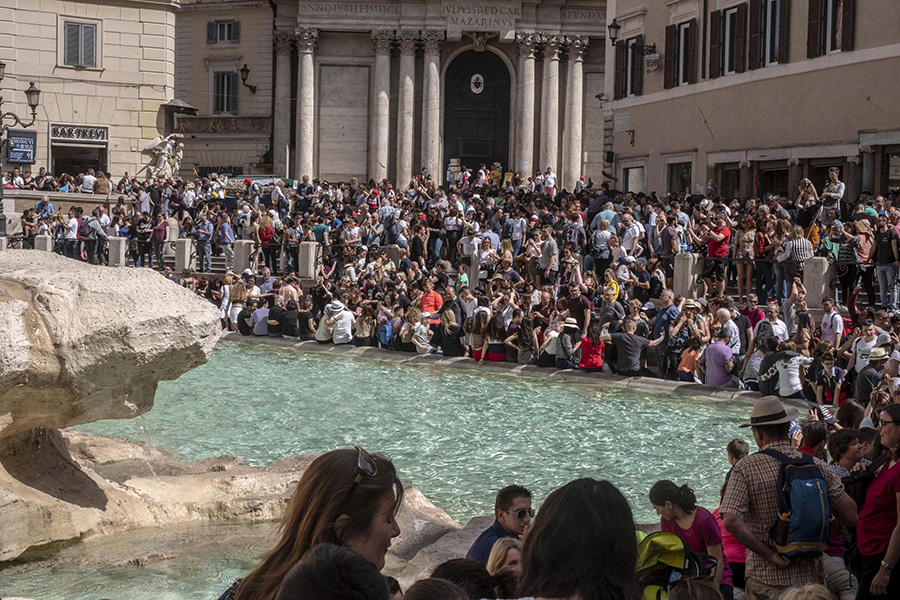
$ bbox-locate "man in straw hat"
[720,396,858,599]
[854,346,889,404]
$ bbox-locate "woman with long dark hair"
[578,319,604,372]
[516,479,639,600]
[649,480,733,599]
[479,314,509,364]
[221,447,403,600]
[505,316,537,365]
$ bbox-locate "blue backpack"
[760,448,831,559]
[378,321,393,347]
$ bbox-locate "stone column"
[562,35,588,192]
[273,30,295,177]
[371,30,393,183]
[421,31,444,182]
[395,31,418,187]
[515,33,537,177]
[295,27,318,181]
[539,35,562,174]
[861,146,876,195]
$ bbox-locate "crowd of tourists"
[20,165,900,402]
[215,392,900,600]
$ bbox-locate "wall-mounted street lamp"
[0,60,42,239]
[625,129,636,146]
[595,93,607,108]
[607,19,657,55]
[240,64,257,94]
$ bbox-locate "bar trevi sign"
[50,124,109,142]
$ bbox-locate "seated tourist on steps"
[466,485,533,565]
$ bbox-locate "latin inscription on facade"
[298,2,401,16]
[442,3,521,28]
[560,9,604,24]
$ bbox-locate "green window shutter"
[82,24,97,68]
[207,22,216,44]
[65,22,80,66]
[230,72,239,113]
[233,21,241,43]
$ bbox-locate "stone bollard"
[174,238,194,273]
[0,237,6,252]
[234,240,254,274]
[674,253,701,299]
[34,234,54,251]
[382,244,400,267]
[164,218,179,257]
[278,246,288,274]
[297,241,321,279]
[108,237,128,267]
[803,256,834,309]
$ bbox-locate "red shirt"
[579,337,604,369]
[708,226,731,258]
[857,458,900,556]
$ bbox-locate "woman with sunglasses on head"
[220,447,403,600]
[855,404,900,599]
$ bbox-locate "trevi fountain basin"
[0,250,750,599]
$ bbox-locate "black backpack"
[77,219,94,239]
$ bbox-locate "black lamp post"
[239,64,257,94]
[0,60,42,240]
[607,18,657,55]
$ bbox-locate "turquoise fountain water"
[0,342,751,600]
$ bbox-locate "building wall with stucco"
[604,0,900,199]
[0,0,178,179]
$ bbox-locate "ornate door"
[443,50,511,175]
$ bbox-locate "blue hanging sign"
[7,129,37,164]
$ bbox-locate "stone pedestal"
[0,237,6,252]
[174,238,194,273]
[278,247,288,274]
[674,253,701,299]
[234,240,255,274]
[108,237,128,267]
[298,241,321,279]
[35,234,53,252]
[164,219,178,257]
[803,256,834,309]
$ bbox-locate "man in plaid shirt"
[721,396,858,600]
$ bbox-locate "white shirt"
[543,172,556,188]
[851,336,878,373]
[754,318,788,341]
[622,223,641,254]
[80,175,96,193]
[331,310,356,344]
[65,218,79,240]
[820,311,843,344]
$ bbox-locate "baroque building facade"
[177,0,609,189]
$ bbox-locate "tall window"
[624,40,637,97]
[64,21,97,68]
[676,22,691,86]
[764,0,780,65]
[213,71,238,114]
[207,20,241,44]
[723,8,739,75]
[824,0,842,54]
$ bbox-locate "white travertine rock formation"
[0,250,220,439]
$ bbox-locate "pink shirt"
[857,459,900,556]
[661,506,733,587]
[714,507,747,566]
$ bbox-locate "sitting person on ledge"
[466,484,533,565]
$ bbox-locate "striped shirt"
[720,441,845,588]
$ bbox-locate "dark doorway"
[51,145,108,176]
[443,50,511,176]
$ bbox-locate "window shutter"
[207,21,216,44]
[778,0,791,63]
[65,22,80,66]
[664,24,676,89]
[841,0,854,51]
[807,0,822,58]
[82,24,96,68]
[709,10,721,79]
[748,0,761,70]
[633,34,644,95]
[734,2,747,73]
[687,19,698,84]
[233,21,241,43]
[230,72,239,113]
[614,43,625,100]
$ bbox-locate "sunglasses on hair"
[339,446,378,510]
[505,507,536,519]
[862,319,874,325]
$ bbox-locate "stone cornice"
[178,0,269,11]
